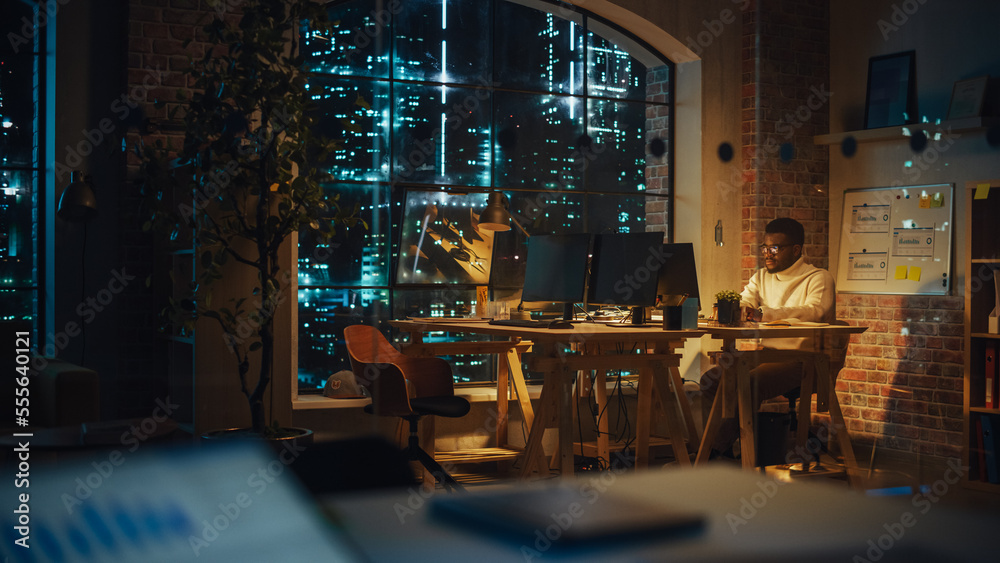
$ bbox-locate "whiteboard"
[836,185,953,295]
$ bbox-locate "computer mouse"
[547,319,574,329]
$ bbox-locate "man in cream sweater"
[700,217,836,459]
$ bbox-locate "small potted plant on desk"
[136,0,362,444]
[714,290,742,327]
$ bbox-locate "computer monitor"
[521,233,592,320]
[586,232,665,324]
[655,242,701,307]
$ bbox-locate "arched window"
[1,1,50,338]
[298,0,673,389]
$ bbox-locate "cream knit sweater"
[739,257,836,350]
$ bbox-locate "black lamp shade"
[57,171,98,222]
[478,192,511,231]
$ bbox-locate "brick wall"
[835,295,965,459]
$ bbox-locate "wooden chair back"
[343,325,455,417]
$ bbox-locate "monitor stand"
[606,306,660,328]
[630,306,646,325]
[562,303,575,322]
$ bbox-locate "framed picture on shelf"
[947,75,989,120]
[864,50,917,129]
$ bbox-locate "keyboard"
[488,319,552,328]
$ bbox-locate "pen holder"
[663,298,698,329]
[663,306,683,330]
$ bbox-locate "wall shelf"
[815,116,1000,145]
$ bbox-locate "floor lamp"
[57,171,99,365]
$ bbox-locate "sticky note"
[975,183,991,199]
[907,266,921,281]
[918,194,930,208]
[930,193,943,207]
[895,265,908,279]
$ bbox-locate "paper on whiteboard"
[850,204,891,233]
[892,227,934,257]
[847,251,888,280]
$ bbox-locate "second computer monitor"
[586,232,666,312]
[521,233,592,320]
[655,242,701,306]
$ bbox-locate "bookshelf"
[963,180,1000,491]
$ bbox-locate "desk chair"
[344,324,470,492]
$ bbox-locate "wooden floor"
[448,446,1000,516]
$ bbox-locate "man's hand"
[744,306,763,323]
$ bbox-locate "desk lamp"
[478,192,530,237]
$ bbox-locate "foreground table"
[326,464,995,562]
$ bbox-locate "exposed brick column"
[741,0,830,284]
[645,64,671,235]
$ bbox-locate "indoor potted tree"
[136,0,361,438]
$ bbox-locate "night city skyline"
[295,1,670,390]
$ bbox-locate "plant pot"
[715,301,740,326]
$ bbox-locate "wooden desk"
[390,320,704,478]
[695,324,866,479]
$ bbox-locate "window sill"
[291,379,642,411]
[292,384,547,410]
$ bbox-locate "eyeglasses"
[758,244,793,255]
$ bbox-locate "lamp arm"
[509,214,530,238]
